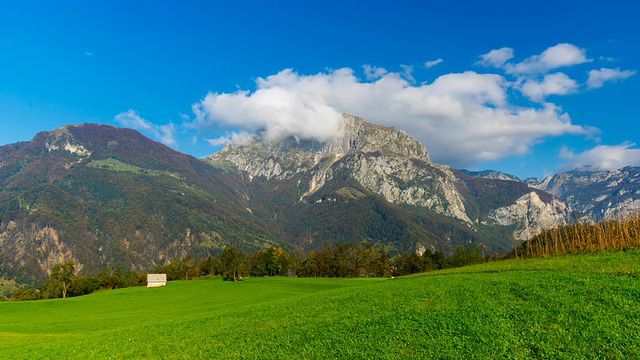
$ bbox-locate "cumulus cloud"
[191,69,346,143]
[587,68,637,89]
[424,58,444,68]
[520,72,579,102]
[190,67,595,168]
[478,43,600,102]
[559,143,640,171]
[477,47,514,68]
[115,109,177,147]
[506,43,591,75]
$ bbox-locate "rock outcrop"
[527,166,640,220]
[209,114,571,243]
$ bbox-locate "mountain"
[0,117,578,284]
[0,124,283,284]
[527,167,640,219]
[208,114,573,253]
[458,169,521,182]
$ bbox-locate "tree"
[49,260,76,298]
[372,244,392,277]
[199,255,221,277]
[219,246,246,282]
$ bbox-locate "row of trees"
[9,242,488,300]
[156,242,487,280]
[11,261,146,301]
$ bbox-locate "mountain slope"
[527,166,640,219]
[0,124,281,284]
[208,114,573,253]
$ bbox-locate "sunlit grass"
[2,249,640,359]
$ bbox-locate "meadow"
[1,249,640,359]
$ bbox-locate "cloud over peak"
[189,63,596,168]
[192,68,346,143]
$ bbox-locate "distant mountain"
[0,117,580,284]
[458,169,521,182]
[208,114,573,254]
[527,167,640,219]
[0,124,282,284]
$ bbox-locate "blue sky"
[1,1,638,179]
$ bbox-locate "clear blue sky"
[1,1,638,179]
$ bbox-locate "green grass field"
[2,249,640,359]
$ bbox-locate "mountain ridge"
[465,165,640,220]
[0,124,282,284]
[208,114,573,249]
[4,117,617,284]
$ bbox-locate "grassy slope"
[2,250,640,359]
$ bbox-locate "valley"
[1,249,638,358]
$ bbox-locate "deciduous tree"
[49,260,76,298]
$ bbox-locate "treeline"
[516,213,640,258]
[8,242,488,301]
[11,261,146,301]
[155,242,486,280]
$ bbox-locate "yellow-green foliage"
[336,187,366,199]
[519,213,640,257]
[0,277,19,300]
[86,158,182,179]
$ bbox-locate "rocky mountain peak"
[209,114,432,177]
[41,124,93,157]
[527,166,640,220]
[339,114,431,162]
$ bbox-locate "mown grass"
[2,249,640,359]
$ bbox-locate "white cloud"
[506,43,591,75]
[587,68,636,89]
[362,65,387,80]
[157,124,177,147]
[114,109,177,147]
[190,67,595,168]
[206,131,256,147]
[477,47,514,68]
[520,72,579,102]
[559,143,640,171]
[424,59,444,68]
[115,109,152,130]
[191,68,345,143]
[400,64,415,83]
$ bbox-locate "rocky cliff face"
[209,114,572,242]
[489,192,570,240]
[527,167,640,220]
[211,115,470,222]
